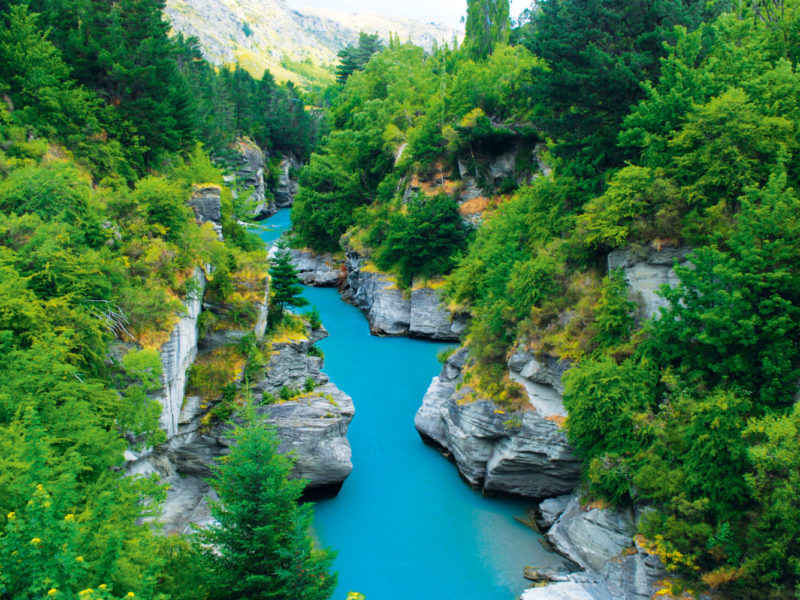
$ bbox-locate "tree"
[196,420,336,600]
[464,0,510,60]
[269,242,308,323]
[335,32,383,84]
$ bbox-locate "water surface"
[254,210,567,600]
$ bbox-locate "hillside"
[165,0,461,88]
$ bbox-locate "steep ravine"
[412,245,691,599]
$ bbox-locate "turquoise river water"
[254,210,567,600]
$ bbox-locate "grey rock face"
[547,496,635,572]
[538,494,573,529]
[157,267,206,439]
[415,347,581,498]
[520,578,614,600]
[528,496,667,600]
[343,250,464,341]
[230,136,274,221]
[508,349,571,417]
[254,326,330,397]
[133,317,352,535]
[288,248,345,286]
[275,154,301,208]
[607,245,692,321]
[257,382,354,490]
[189,185,223,240]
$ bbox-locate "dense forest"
[294,0,800,597]
[3,0,800,597]
[0,0,331,598]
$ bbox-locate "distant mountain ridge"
[165,0,462,87]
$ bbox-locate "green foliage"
[269,242,308,323]
[307,305,322,330]
[646,172,800,408]
[336,32,384,84]
[196,421,336,599]
[464,0,510,60]
[522,0,725,192]
[593,270,635,350]
[373,193,472,286]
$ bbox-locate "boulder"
[343,249,464,341]
[415,347,581,498]
[525,500,667,600]
[607,245,691,321]
[520,578,614,600]
[257,381,354,493]
[189,184,223,240]
[288,248,345,287]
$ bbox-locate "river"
[254,209,567,600]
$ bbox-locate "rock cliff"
[274,155,300,208]
[607,245,691,321]
[133,323,353,534]
[415,347,581,498]
[343,249,467,341]
[521,496,667,600]
[156,267,206,439]
[288,248,345,286]
[227,136,275,221]
[189,184,224,240]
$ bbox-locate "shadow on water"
[253,210,569,600]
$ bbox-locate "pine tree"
[464,0,510,60]
[197,421,336,600]
[269,242,308,322]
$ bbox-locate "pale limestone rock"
[607,246,691,321]
[157,267,206,439]
[288,248,345,286]
[343,249,464,341]
[415,347,581,498]
[547,496,635,572]
[275,154,300,208]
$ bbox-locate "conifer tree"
[464,0,510,60]
[269,242,308,323]
[196,420,336,600]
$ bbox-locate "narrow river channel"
[254,209,567,600]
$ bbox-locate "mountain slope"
[165,0,462,87]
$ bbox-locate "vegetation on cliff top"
[0,0,331,597]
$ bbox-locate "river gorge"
[255,210,569,599]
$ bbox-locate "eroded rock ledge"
[128,311,353,534]
[342,249,468,341]
[521,496,667,600]
[414,347,581,498]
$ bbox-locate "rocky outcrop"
[157,267,206,439]
[288,248,345,286]
[547,496,635,572]
[274,155,300,208]
[189,184,223,240]
[521,496,668,600]
[343,249,466,341]
[415,347,581,498]
[132,324,353,534]
[608,245,691,321]
[229,136,274,221]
